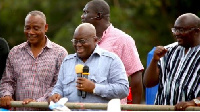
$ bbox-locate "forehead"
[83,3,95,12]
[25,15,45,25]
[74,31,94,40]
[174,16,197,28]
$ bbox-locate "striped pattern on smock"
[155,42,200,105]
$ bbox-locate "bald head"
[88,0,110,14]
[74,23,96,37]
[173,13,200,48]
[86,0,110,20]
[175,13,200,28]
[73,23,98,62]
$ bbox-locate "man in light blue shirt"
[49,23,129,110]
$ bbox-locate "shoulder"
[100,48,120,60]
[0,38,9,53]
[0,38,8,45]
[109,25,135,44]
[63,54,76,62]
[49,41,67,53]
[10,42,26,53]
[7,42,26,58]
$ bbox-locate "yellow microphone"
[75,64,84,96]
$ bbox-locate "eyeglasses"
[171,27,197,34]
[71,38,89,45]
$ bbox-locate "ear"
[45,24,48,32]
[94,36,98,44]
[193,28,200,36]
[96,12,103,20]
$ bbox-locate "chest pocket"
[62,76,75,96]
[90,75,108,84]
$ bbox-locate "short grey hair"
[26,10,46,23]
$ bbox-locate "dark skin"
[0,14,48,109]
[49,23,97,103]
[175,97,200,111]
[81,1,143,104]
[81,3,110,40]
[143,13,200,110]
[24,14,48,58]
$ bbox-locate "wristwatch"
[193,99,200,106]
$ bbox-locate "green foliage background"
[0,0,199,68]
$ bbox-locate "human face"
[73,32,97,62]
[24,15,48,46]
[81,3,97,23]
[172,18,197,48]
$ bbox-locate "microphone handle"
[82,75,88,98]
[77,73,82,96]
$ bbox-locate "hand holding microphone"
[82,65,89,98]
[75,64,84,96]
[76,65,95,98]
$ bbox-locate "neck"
[184,48,189,54]
[95,22,110,38]
[30,37,46,49]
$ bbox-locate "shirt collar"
[92,45,102,56]
[99,24,113,44]
[102,24,113,36]
[74,45,102,58]
[45,37,53,48]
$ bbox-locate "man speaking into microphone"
[49,23,129,111]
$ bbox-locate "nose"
[173,32,183,39]
[173,31,182,36]
[81,14,84,19]
[76,41,82,46]
[27,28,35,34]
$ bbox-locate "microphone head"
[75,64,84,74]
[83,65,89,73]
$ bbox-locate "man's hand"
[175,100,196,111]
[0,95,13,109]
[48,93,61,104]
[76,77,95,93]
[153,46,168,61]
[22,98,36,105]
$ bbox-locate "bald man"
[143,13,200,110]
[49,23,129,111]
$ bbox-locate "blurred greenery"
[0,0,199,68]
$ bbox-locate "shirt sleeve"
[36,49,67,102]
[114,36,144,76]
[94,55,129,99]
[50,62,65,97]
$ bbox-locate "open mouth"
[176,37,183,44]
[76,47,84,54]
[81,20,85,23]
[28,34,37,39]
